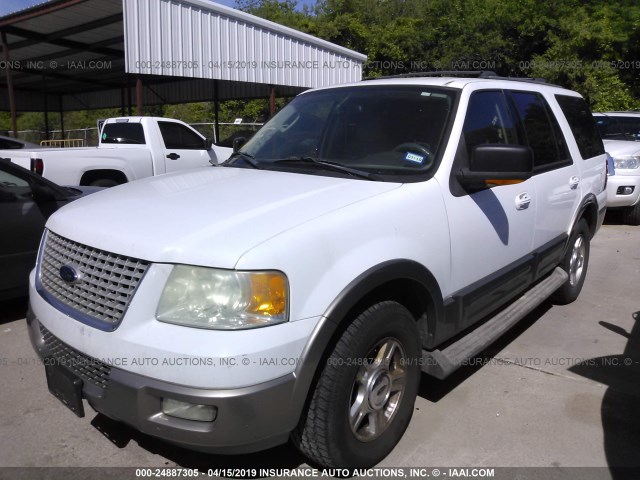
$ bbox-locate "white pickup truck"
[0,117,233,187]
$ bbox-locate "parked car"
[0,159,102,300]
[593,111,640,224]
[27,74,606,468]
[600,138,640,225]
[0,134,41,150]
[0,117,233,187]
[594,112,640,142]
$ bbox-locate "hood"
[47,167,401,268]
[603,139,640,157]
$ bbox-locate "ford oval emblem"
[59,265,81,284]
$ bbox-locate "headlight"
[157,266,288,330]
[612,155,640,170]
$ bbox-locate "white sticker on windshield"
[404,152,425,164]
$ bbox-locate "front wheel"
[623,202,640,226]
[552,219,590,305]
[293,301,420,468]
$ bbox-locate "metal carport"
[0,0,366,140]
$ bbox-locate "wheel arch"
[289,260,443,429]
[574,193,599,239]
[80,169,128,186]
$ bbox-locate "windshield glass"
[238,85,456,179]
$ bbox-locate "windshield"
[236,86,456,180]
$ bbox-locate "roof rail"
[364,70,560,87]
[364,71,497,80]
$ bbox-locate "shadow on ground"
[603,209,625,226]
[91,413,307,470]
[0,296,28,325]
[569,311,640,480]
[418,302,552,402]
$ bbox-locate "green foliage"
[238,0,640,110]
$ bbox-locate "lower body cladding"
[26,310,299,454]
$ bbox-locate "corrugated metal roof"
[0,0,366,112]
[123,0,364,89]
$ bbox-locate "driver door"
[442,90,536,330]
[158,121,215,172]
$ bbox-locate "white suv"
[27,74,607,468]
[594,112,640,225]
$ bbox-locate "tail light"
[30,157,44,176]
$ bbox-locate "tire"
[89,178,119,188]
[623,202,640,226]
[552,219,590,305]
[293,301,420,469]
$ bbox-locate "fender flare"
[287,260,444,428]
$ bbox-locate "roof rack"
[364,70,496,80]
[364,70,559,87]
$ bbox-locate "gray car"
[0,135,42,150]
[0,158,102,300]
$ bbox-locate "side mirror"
[233,136,247,153]
[204,137,213,150]
[456,144,533,189]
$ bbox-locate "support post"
[127,75,132,116]
[1,31,18,138]
[136,76,143,116]
[59,96,65,139]
[214,80,220,144]
[42,75,49,140]
[269,85,276,117]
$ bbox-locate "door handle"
[569,176,580,189]
[166,153,180,160]
[515,192,531,210]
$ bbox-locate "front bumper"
[606,173,640,208]
[27,308,298,454]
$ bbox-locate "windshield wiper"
[273,157,379,181]
[221,151,262,169]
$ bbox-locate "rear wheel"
[552,219,590,305]
[623,203,640,226]
[293,301,420,468]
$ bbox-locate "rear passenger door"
[158,121,214,173]
[554,95,607,222]
[507,90,580,252]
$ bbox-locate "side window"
[0,168,31,202]
[463,91,519,153]
[555,95,605,159]
[509,91,569,169]
[158,122,206,150]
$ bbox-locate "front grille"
[39,230,150,329]
[40,323,111,389]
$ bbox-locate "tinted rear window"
[555,95,604,159]
[101,123,146,144]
